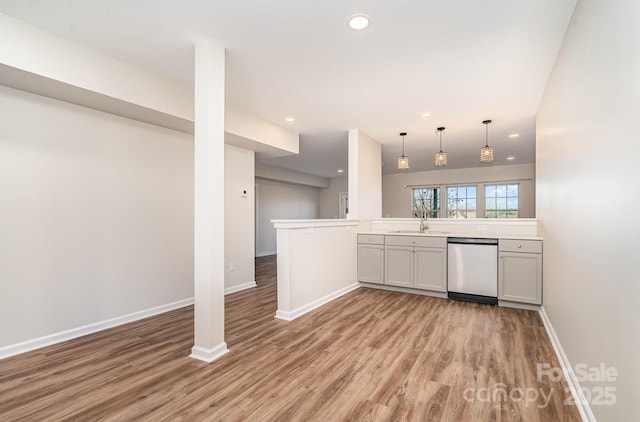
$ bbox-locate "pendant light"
[480,119,494,163]
[434,127,447,167]
[397,132,409,170]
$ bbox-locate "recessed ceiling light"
[284,117,295,122]
[348,14,370,31]
[337,169,344,173]
[508,133,520,138]
[506,156,516,161]
[420,112,433,118]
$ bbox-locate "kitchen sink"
[389,230,450,235]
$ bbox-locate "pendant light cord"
[402,134,405,156]
[483,119,492,147]
[436,127,445,152]
[485,123,489,147]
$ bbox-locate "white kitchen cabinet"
[498,239,543,305]
[414,247,447,292]
[357,234,384,284]
[384,245,414,288]
[384,235,447,292]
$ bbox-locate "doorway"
[339,192,349,219]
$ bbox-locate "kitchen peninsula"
[272,218,542,322]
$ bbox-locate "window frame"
[446,185,478,219]
[408,180,524,219]
[484,183,520,218]
[411,187,441,219]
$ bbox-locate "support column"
[348,129,382,219]
[190,38,228,362]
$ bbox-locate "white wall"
[319,177,348,219]
[0,85,194,349]
[255,179,319,256]
[224,145,255,291]
[348,129,382,219]
[382,164,535,218]
[537,0,638,420]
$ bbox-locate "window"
[485,184,519,218]
[412,187,440,218]
[447,186,477,218]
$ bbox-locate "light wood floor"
[0,255,581,421]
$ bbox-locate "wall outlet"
[229,261,236,271]
[241,189,248,198]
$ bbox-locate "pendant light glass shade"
[480,120,494,163]
[434,127,447,167]
[480,145,494,162]
[397,132,409,170]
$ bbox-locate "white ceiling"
[0,0,576,178]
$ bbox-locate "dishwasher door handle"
[447,237,498,245]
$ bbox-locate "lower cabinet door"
[357,244,384,284]
[414,247,447,292]
[385,246,414,288]
[499,252,542,304]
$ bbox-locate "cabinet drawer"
[385,235,446,248]
[499,239,542,254]
[358,234,385,245]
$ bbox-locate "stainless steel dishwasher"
[447,237,498,305]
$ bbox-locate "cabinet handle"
[517,244,522,248]
[499,255,503,258]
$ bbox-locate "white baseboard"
[360,283,448,299]
[539,306,595,422]
[189,342,229,363]
[275,283,360,321]
[255,251,276,257]
[0,297,194,360]
[224,281,257,295]
[498,300,540,311]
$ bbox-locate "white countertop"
[359,231,543,241]
[273,219,360,229]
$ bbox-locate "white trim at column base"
[189,343,229,363]
[539,306,595,422]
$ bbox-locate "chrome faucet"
[420,209,429,233]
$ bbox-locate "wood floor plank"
[0,255,581,421]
